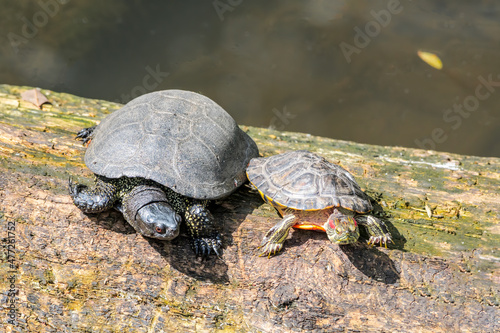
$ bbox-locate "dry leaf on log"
[21,88,51,109]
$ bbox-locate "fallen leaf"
[21,88,51,109]
[417,50,443,70]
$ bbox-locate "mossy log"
[0,84,498,332]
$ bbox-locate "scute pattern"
[246,150,372,213]
[85,90,259,199]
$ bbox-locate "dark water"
[2,0,500,157]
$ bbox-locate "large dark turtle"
[246,150,391,257]
[69,90,259,256]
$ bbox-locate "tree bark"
[0,84,498,332]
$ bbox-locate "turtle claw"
[68,177,90,210]
[257,241,283,258]
[367,234,392,248]
[76,126,96,146]
[192,234,222,258]
[68,177,117,213]
[356,215,392,248]
[257,214,296,258]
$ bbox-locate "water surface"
[2,0,499,157]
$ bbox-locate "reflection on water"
[1,0,499,157]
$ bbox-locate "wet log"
[0,84,498,332]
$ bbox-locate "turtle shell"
[85,90,259,199]
[246,150,372,213]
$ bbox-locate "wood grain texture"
[0,84,498,332]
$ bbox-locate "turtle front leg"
[258,214,297,258]
[68,177,117,213]
[355,215,392,247]
[184,201,222,257]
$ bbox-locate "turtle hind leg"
[356,215,392,247]
[76,125,97,145]
[184,201,222,257]
[68,176,117,213]
[258,214,297,258]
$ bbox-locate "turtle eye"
[155,226,165,234]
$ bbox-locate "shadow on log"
[0,85,498,332]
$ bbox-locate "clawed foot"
[257,214,296,258]
[76,126,96,145]
[367,234,392,248]
[68,178,96,213]
[257,239,284,258]
[68,177,86,205]
[68,177,115,213]
[257,226,286,257]
[192,234,222,257]
[356,215,392,248]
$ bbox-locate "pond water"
[2,0,500,157]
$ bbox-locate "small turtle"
[69,90,259,256]
[246,150,391,257]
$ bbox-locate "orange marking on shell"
[293,224,326,232]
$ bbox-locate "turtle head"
[122,185,182,240]
[325,209,360,244]
[135,202,182,240]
